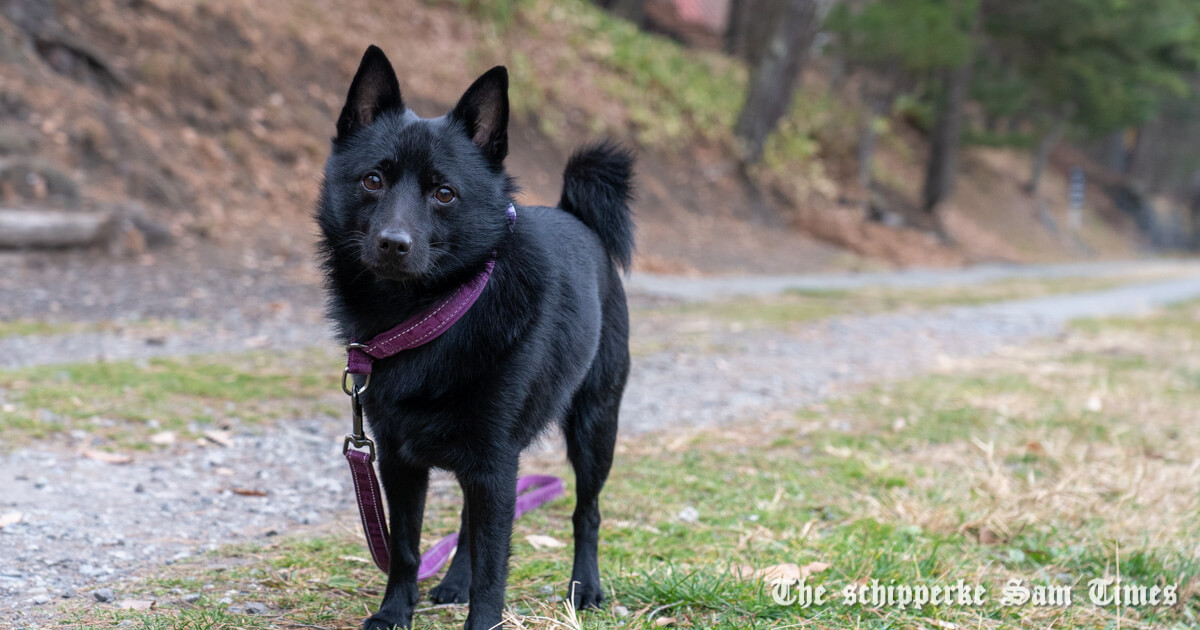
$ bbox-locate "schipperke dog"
[316,45,634,630]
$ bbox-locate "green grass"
[636,273,1178,344]
[0,347,343,451]
[1071,296,1200,340]
[0,317,190,340]
[0,318,80,338]
[52,301,1200,629]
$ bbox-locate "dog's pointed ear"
[336,45,403,140]
[450,66,508,164]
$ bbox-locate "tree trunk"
[1124,125,1145,176]
[1103,130,1126,172]
[733,0,821,166]
[857,88,887,215]
[724,0,775,65]
[1027,114,1067,195]
[724,0,746,55]
[609,0,644,26]
[920,1,980,217]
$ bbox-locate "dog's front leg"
[460,460,518,630]
[364,460,429,630]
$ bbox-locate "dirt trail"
[4,261,1200,627]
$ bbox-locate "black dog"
[316,46,634,630]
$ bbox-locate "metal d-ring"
[342,366,371,397]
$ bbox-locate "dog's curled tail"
[559,141,635,271]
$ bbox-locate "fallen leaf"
[654,617,676,626]
[230,488,267,497]
[115,599,155,611]
[0,512,22,528]
[758,563,801,582]
[525,535,565,550]
[799,561,831,578]
[729,564,758,579]
[82,449,133,465]
[203,430,233,447]
[338,555,371,564]
[732,561,831,583]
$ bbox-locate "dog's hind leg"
[564,311,629,610]
[364,461,429,630]
[429,484,472,604]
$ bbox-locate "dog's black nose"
[378,229,412,255]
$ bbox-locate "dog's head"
[317,46,516,285]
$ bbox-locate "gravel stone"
[90,588,114,603]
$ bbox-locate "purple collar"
[345,204,516,375]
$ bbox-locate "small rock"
[91,587,115,603]
[614,605,630,618]
[181,593,201,603]
[538,584,554,595]
[676,506,700,523]
[217,596,232,605]
[243,602,267,615]
[32,594,50,605]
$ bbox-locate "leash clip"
[342,362,376,462]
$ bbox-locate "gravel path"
[3,259,1200,627]
[625,259,1198,300]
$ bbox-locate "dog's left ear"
[450,66,509,164]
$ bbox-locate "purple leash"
[340,205,565,577]
[412,475,566,580]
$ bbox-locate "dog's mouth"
[360,247,430,282]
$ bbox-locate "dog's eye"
[361,173,383,192]
[433,187,456,204]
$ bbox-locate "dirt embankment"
[0,0,1148,275]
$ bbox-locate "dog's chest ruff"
[346,204,516,375]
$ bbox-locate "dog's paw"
[363,612,412,630]
[429,578,470,604]
[567,579,605,610]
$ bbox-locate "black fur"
[559,141,636,271]
[315,46,635,630]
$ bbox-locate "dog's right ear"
[336,45,404,140]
